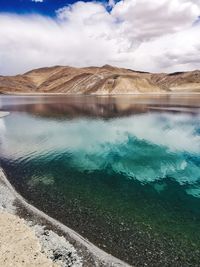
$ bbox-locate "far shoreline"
[1,92,200,96]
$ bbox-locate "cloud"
[127,25,200,72]
[31,0,44,2]
[0,0,199,74]
[111,0,200,41]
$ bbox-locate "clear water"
[0,95,200,266]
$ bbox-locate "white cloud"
[112,0,200,41]
[0,0,199,75]
[126,25,200,72]
[31,0,44,3]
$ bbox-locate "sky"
[0,0,200,75]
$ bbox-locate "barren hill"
[0,65,200,94]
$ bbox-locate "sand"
[0,111,9,118]
[0,168,83,267]
[0,212,59,267]
[0,168,130,267]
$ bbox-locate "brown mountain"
[0,65,200,94]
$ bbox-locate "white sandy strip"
[0,168,131,267]
[0,212,59,267]
[0,112,9,118]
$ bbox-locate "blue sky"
[0,0,199,75]
[0,0,110,16]
[0,0,90,16]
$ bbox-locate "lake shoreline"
[0,168,130,267]
[0,111,10,118]
[0,211,60,267]
[1,92,200,96]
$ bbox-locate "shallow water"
[0,95,200,266]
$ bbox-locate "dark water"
[0,95,200,266]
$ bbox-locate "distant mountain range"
[0,65,200,94]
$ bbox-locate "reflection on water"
[0,95,200,266]
[0,94,200,118]
[1,113,200,189]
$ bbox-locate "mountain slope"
[0,65,200,94]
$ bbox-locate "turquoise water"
[0,95,200,266]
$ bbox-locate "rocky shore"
[0,212,59,267]
[0,168,130,267]
[0,168,82,267]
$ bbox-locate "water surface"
[0,95,200,266]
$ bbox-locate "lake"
[0,95,200,266]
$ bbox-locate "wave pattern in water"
[1,112,200,198]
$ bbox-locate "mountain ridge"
[0,65,200,94]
